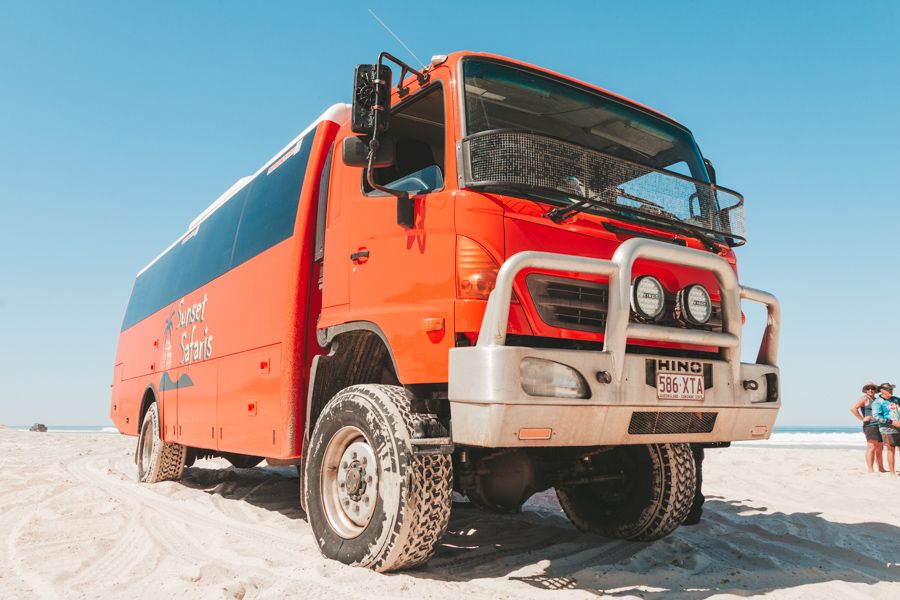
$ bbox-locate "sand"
[1,428,898,599]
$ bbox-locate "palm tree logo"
[161,310,176,370]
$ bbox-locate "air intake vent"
[628,411,717,435]
[526,274,609,333]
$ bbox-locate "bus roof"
[136,103,350,277]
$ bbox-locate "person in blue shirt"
[871,383,900,475]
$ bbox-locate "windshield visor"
[461,60,745,245]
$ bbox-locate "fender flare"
[317,320,401,377]
[305,321,401,444]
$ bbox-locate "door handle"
[350,248,370,264]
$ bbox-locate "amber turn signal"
[456,236,498,300]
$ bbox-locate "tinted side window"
[122,133,314,331]
[122,242,181,330]
[232,135,313,267]
[121,189,245,330]
[174,187,246,295]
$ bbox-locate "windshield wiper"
[545,197,597,222]
[629,212,722,251]
[544,176,604,222]
[543,177,722,251]
[470,178,724,252]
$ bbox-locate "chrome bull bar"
[476,238,780,383]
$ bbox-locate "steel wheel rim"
[320,425,379,539]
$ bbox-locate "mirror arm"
[377,51,429,98]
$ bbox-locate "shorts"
[864,427,883,442]
[884,432,900,447]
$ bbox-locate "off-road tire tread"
[557,443,695,542]
[138,402,187,483]
[634,442,695,540]
[156,440,187,482]
[304,384,452,572]
[370,385,453,570]
[353,385,452,571]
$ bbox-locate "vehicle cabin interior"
[367,84,445,195]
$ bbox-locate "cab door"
[346,82,457,383]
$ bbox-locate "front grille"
[526,274,609,333]
[628,411,717,435]
[525,273,723,335]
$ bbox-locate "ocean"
[8,425,120,434]
[6,425,869,448]
[733,426,867,449]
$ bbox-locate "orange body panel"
[112,118,339,458]
[112,51,743,458]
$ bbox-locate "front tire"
[303,384,452,572]
[136,401,187,483]
[556,443,695,541]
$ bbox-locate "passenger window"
[232,135,313,267]
[176,189,245,293]
[122,189,245,330]
[365,84,445,195]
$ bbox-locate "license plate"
[656,372,704,401]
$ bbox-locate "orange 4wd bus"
[111,51,781,572]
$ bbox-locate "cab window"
[365,84,445,195]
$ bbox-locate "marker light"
[677,284,712,325]
[631,276,665,321]
[456,236,498,300]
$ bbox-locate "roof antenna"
[368,8,427,70]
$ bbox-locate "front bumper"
[448,238,781,447]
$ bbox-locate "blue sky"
[0,1,898,426]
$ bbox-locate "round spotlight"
[677,284,712,325]
[631,276,665,321]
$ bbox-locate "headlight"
[677,284,712,325]
[520,358,590,399]
[631,276,665,321]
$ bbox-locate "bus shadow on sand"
[179,462,307,521]
[178,465,900,598]
[419,496,900,598]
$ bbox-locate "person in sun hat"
[871,383,900,475]
[851,381,887,472]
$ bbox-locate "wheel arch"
[138,385,159,429]
[305,322,401,444]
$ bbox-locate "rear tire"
[304,384,452,572]
[136,402,187,483]
[556,443,695,541]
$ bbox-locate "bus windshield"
[460,59,748,245]
[463,59,709,182]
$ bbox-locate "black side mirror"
[351,64,392,135]
[341,135,395,168]
[703,158,717,185]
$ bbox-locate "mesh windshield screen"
[461,130,745,245]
